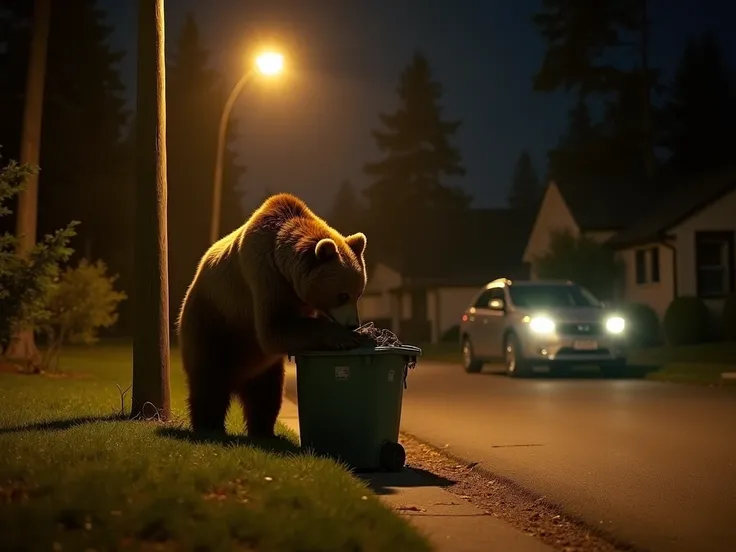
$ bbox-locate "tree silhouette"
[547,97,609,181]
[363,52,470,217]
[533,0,658,178]
[508,150,542,215]
[660,32,736,176]
[0,0,129,262]
[327,179,364,235]
[166,13,245,333]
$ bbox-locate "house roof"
[364,208,531,287]
[607,166,736,249]
[555,176,652,231]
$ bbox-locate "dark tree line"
[329,52,473,244]
[0,3,246,336]
[533,0,736,191]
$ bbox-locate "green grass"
[630,341,736,366]
[631,341,736,386]
[645,362,736,385]
[0,346,431,552]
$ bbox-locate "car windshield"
[508,285,601,308]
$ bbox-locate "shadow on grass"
[0,414,127,435]
[360,466,456,496]
[156,427,302,455]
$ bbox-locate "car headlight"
[605,316,625,334]
[529,316,556,334]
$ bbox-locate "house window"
[635,250,647,284]
[650,247,660,283]
[635,247,661,285]
[695,231,735,297]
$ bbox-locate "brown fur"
[177,193,374,437]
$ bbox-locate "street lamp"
[209,51,285,244]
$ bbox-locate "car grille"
[557,347,611,356]
[556,322,604,335]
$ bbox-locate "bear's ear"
[345,232,367,257]
[315,238,338,261]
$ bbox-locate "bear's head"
[293,232,368,329]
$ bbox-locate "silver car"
[459,278,628,377]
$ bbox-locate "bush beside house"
[722,294,736,341]
[663,296,712,346]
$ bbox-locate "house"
[524,168,736,319]
[358,209,530,343]
[523,177,648,278]
[607,168,736,318]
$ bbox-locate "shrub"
[39,259,127,372]
[620,302,662,347]
[0,157,77,356]
[721,293,736,341]
[662,296,711,346]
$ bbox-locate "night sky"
[102,0,736,215]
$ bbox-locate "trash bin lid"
[292,344,422,357]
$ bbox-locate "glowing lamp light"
[255,52,284,76]
[529,316,556,334]
[606,316,626,334]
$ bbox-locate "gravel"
[398,432,644,552]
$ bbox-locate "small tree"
[363,52,470,216]
[0,158,77,368]
[39,259,127,372]
[535,229,622,300]
[508,149,542,215]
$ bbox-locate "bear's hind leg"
[183,342,234,435]
[237,359,285,439]
[188,376,232,435]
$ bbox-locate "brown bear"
[176,193,375,438]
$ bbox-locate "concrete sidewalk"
[278,397,553,552]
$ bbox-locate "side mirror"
[489,298,505,311]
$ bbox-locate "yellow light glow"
[255,52,284,76]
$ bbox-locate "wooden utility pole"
[131,0,171,420]
[6,0,51,368]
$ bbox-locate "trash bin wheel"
[379,440,406,472]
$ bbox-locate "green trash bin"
[292,345,421,472]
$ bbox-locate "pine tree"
[166,13,245,330]
[508,150,541,214]
[547,97,609,181]
[363,52,470,217]
[533,0,658,178]
[0,0,129,259]
[660,32,736,176]
[328,179,364,235]
[533,0,630,95]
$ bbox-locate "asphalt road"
[284,361,736,552]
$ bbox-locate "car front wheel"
[504,333,531,378]
[462,337,483,373]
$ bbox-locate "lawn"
[0,345,431,552]
[418,340,736,385]
[631,341,736,385]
